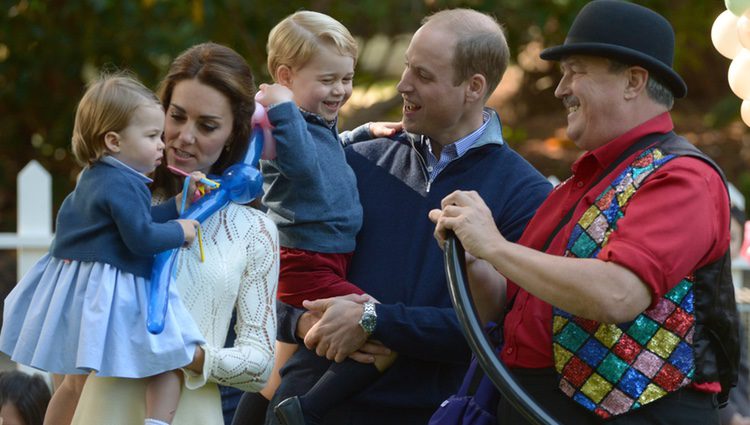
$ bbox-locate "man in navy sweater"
[261,9,552,425]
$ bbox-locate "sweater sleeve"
[272,299,469,362]
[276,300,305,344]
[373,304,470,363]
[266,102,323,180]
[340,123,372,147]
[496,176,553,243]
[151,198,179,222]
[106,174,184,256]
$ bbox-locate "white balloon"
[742,99,750,127]
[729,49,750,99]
[739,11,750,49]
[712,10,743,59]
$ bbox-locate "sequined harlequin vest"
[552,133,739,419]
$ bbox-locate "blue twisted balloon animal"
[147,102,274,334]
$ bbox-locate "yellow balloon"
[740,12,750,49]
[729,49,750,99]
[742,99,750,127]
[713,10,743,59]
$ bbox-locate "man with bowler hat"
[429,1,740,423]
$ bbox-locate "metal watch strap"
[358,302,377,335]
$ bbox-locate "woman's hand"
[184,345,205,374]
[349,339,392,365]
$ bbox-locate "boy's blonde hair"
[267,10,358,79]
[71,73,161,167]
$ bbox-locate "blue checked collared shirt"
[423,110,495,181]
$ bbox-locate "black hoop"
[444,234,559,425]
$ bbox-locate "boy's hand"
[369,121,402,138]
[177,219,199,244]
[256,83,294,107]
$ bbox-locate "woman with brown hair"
[71,42,279,425]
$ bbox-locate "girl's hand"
[176,219,199,244]
[186,171,214,206]
[174,172,215,212]
[369,121,402,138]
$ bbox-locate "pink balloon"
[712,10,742,59]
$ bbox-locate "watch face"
[361,315,376,333]
[360,303,376,334]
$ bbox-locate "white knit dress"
[71,204,279,425]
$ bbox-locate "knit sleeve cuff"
[340,123,372,146]
[182,343,211,390]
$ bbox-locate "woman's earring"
[224,143,231,152]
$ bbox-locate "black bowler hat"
[540,0,687,98]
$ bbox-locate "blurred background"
[0,0,748,287]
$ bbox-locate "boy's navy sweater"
[260,101,362,253]
[276,109,553,419]
[50,158,184,278]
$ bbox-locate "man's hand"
[428,190,506,260]
[302,294,370,362]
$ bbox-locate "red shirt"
[501,113,730,375]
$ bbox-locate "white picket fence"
[0,161,54,278]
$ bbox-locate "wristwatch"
[358,302,377,335]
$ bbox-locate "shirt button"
[427,166,434,172]
[506,347,514,354]
[576,181,584,188]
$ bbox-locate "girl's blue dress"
[0,255,204,378]
[0,157,204,378]
[0,254,203,378]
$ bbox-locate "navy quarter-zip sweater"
[274,109,552,423]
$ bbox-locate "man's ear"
[465,73,487,104]
[104,131,121,153]
[276,65,293,86]
[624,66,648,100]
